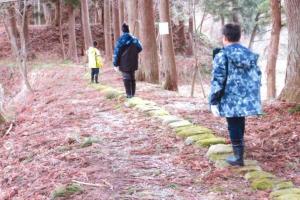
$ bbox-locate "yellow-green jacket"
[87,47,103,68]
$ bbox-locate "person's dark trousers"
[122,71,135,98]
[226,117,245,166]
[91,68,100,83]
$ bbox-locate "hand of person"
[211,105,220,117]
[113,67,119,73]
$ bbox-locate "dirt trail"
[0,66,267,200]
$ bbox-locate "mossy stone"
[159,115,182,125]
[273,181,295,191]
[125,97,145,107]
[148,109,170,117]
[251,178,274,190]
[195,137,226,147]
[234,165,262,174]
[245,170,276,181]
[185,134,215,145]
[51,183,82,199]
[274,194,300,200]
[207,153,232,162]
[214,160,230,168]
[176,126,213,137]
[169,120,192,128]
[270,188,300,198]
[135,105,161,112]
[102,88,122,99]
[92,84,109,91]
[206,144,233,157]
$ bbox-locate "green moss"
[185,134,215,144]
[206,144,233,157]
[195,137,226,147]
[148,109,170,117]
[80,137,100,148]
[270,188,300,198]
[274,194,300,200]
[288,105,300,114]
[234,165,262,174]
[51,183,82,199]
[273,181,295,191]
[245,171,275,181]
[207,153,232,162]
[169,120,192,128]
[102,88,122,99]
[174,125,197,133]
[157,115,182,125]
[214,160,230,168]
[251,178,274,190]
[176,126,214,137]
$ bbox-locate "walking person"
[209,24,262,166]
[87,41,103,84]
[113,23,142,98]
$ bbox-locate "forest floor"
[0,62,299,200]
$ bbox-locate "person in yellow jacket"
[87,41,103,83]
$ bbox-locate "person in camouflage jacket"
[209,24,262,166]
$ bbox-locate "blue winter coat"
[209,43,262,117]
[113,33,142,68]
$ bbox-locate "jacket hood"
[122,33,135,45]
[224,44,259,69]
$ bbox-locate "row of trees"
[0,0,299,103]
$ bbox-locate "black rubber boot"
[95,75,99,84]
[123,80,132,98]
[132,80,136,97]
[226,140,244,166]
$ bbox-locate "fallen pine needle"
[72,180,104,187]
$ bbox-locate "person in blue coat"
[113,23,142,98]
[209,24,262,166]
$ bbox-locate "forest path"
[0,66,266,200]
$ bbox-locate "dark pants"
[226,117,245,142]
[91,68,99,83]
[122,71,136,97]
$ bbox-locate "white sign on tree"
[159,22,169,35]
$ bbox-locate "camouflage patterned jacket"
[209,43,262,117]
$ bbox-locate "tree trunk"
[248,13,261,50]
[127,0,139,36]
[43,3,52,25]
[112,0,120,43]
[7,7,19,41]
[54,0,60,26]
[266,0,281,99]
[139,0,159,84]
[177,20,186,50]
[119,0,124,30]
[81,0,93,49]
[67,5,78,62]
[59,0,66,59]
[159,0,178,91]
[186,16,193,56]
[279,0,300,103]
[104,0,113,61]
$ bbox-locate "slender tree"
[119,0,124,29]
[279,0,300,103]
[66,3,78,62]
[104,0,113,61]
[81,0,93,48]
[266,0,281,99]
[139,0,159,83]
[112,0,120,43]
[159,0,178,91]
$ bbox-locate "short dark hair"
[93,41,97,47]
[122,23,129,33]
[222,24,241,42]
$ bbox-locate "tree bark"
[279,0,300,103]
[104,0,113,61]
[112,0,120,43]
[159,0,178,91]
[139,0,159,84]
[67,5,78,62]
[59,0,66,59]
[54,0,60,26]
[81,0,93,49]
[127,0,139,36]
[43,3,52,25]
[119,0,124,30]
[248,13,260,50]
[7,7,19,41]
[266,0,281,99]
[186,16,193,56]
